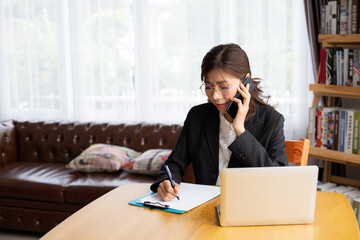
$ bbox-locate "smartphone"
[226,77,255,119]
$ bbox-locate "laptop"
[217,166,318,227]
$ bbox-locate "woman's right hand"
[157,180,180,201]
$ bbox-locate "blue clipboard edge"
[128,192,186,214]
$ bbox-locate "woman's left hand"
[231,82,251,136]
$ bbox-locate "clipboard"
[128,183,220,214]
[129,192,186,214]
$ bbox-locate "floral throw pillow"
[121,149,171,176]
[66,144,141,173]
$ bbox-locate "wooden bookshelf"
[308,34,360,188]
[309,147,360,166]
[309,147,360,187]
[310,84,360,100]
[318,34,360,48]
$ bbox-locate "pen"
[164,164,180,200]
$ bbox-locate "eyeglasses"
[199,76,245,96]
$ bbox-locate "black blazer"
[150,102,288,192]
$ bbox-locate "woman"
[150,43,288,201]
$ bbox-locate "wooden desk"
[41,184,359,240]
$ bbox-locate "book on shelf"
[316,107,323,148]
[354,48,360,86]
[334,1,339,34]
[327,185,357,193]
[339,49,344,85]
[339,110,347,151]
[337,0,341,34]
[322,108,333,149]
[325,48,336,85]
[348,48,354,86]
[320,48,326,84]
[324,109,336,149]
[333,110,339,150]
[320,0,360,34]
[340,0,349,34]
[308,107,360,154]
[317,182,337,191]
[346,110,354,153]
[333,48,338,85]
[354,111,360,154]
[350,0,359,33]
[317,182,360,200]
[353,197,360,227]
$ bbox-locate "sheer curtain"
[0,0,314,140]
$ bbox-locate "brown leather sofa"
[0,120,183,233]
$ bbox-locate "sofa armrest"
[0,120,17,166]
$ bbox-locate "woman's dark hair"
[201,43,273,120]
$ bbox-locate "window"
[0,0,313,140]
[2,0,61,118]
[70,0,135,121]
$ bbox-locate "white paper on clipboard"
[137,183,220,212]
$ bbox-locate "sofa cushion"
[0,162,81,203]
[66,144,141,172]
[63,171,156,204]
[121,149,171,175]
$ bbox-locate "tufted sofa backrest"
[13,121,183,164]
[0,120,17,165]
